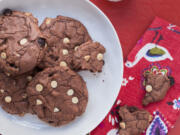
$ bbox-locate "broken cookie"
[142,72,174,106]
[118,106,152,135]
[73,41,106,72]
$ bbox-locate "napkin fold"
[91,17,180,135]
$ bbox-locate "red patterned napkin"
[90,17,180,135]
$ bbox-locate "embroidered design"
[146,111,168,135]
[122,78,128,86]
[108,100,121,126]
[167,97,180,110]
[125,28,173,68]
[106,128,119,135]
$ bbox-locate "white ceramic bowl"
[0,0,123,135]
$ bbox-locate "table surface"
[90,0,180,134]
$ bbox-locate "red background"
[90,0,180,134]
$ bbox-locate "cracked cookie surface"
[0,9,46,75]
[118,106,152,135]
[26,66,88,126]
[142,73,174,106]
[39,15,91,69]
[0,72,30,115]
[73,41,105,72]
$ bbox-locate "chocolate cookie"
[73,41,105,72]
[0,9,46,76]
[118,106,152,135]
[26,66,88,126]
[0,73,29,115]
[39,15,91,69]
[142,72,174,106]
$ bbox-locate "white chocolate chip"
[46,18,51,25]
[62,49,68,55]
[36,84,43,92]
[67,89,74,96]
[5,73,10,76]
[120,122,126,129]
[0,89,4,93]
[74,46,79,51]
[84,55,90,61]
[20,38,28,45]
[60,61,67,67]
[22,93,27,99]
[54,107,60,113]
[36,99,43,105]
[1,52,6,59]
[97,53,104,61]
[5,96,12,103]
[51,80,58,88]
[63,37,70,44]
[27,76,33,81]
[72,97,79,104]
[146,85,152,93]
[25,12,31,16]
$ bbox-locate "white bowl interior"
[0,0,123,135]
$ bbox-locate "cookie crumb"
[5,96,12,103]
[25,12,31,16]
[72,97,79,104]
[36,84,43,92]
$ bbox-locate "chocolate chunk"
[2,8,12,16]
[38,37,46,47]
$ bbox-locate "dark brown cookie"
[142,73,174,106]
[0,9,46,76]
[118,106,152,135]
[39,15,92,69]
[26,66,88,126]
[73,41,105,72]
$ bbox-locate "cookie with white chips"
[26,66,88,126]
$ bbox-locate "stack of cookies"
[0,9,106,126]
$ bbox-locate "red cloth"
[91,0,180,59]
[90,17,180,135]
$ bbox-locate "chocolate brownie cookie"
[0,9,46,76]
[0,72,29,115]
[26,66,88,126]
[118,106,152,135]
[142,72,174,106]
[39,15,91,69]
[73,41,105,72]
